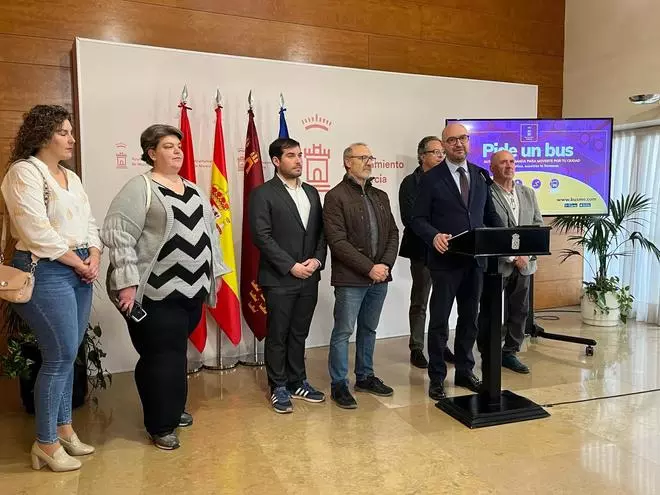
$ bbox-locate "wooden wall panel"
[137,0,423,39]
[512,19,564,57]
[505,52,564,88]
[420,6,512,52]
[405,0,564,25]
[420,4,562,58]
[0,0,370,69]
[369,35,511,82]
[0,34,72,67]
[538,105,563,118]
[534,281,582,310]
[0,139,12,170]
[506,0,565,26]
[533,221,583,308]
[0,0,574,308]
[0,110,25,140]
[0,64,72,111]
[539,86,563,109]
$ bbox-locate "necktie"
[457,167,469,205]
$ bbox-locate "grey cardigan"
[101,172,230,307]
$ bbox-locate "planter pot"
[18,342,88,414]
[581,291,621,327]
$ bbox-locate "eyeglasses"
[444,135,470,146]
[423,150,445,157]
[348,155,376,163]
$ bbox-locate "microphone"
[478,167,493,185]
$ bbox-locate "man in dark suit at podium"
[411,123,503,400]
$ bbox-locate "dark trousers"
[477,268,530,356]
[428,262,482,385]
[127,297,203,436]
[263,281,318,391]
[408,258,432,351]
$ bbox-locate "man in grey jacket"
[477,150,543,374]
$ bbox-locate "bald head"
[490,150,516,185]
[441,123,470,162]
[442,123,467,141]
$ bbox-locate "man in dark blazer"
[249,138,327,414]
[398,136,454,368]
[411,123,503,400]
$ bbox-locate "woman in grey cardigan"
[102,124,229,450]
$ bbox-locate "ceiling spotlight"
[629,94,660,105]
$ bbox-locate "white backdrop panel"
[75,38,537,373]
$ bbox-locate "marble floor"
[2,309,660,494]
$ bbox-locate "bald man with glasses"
[411,123,503,401]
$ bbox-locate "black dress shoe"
[410,349,428,369]
[429,383,447,401]
[443,347,455,364]
[455,372,482,393]
[502,354,530,374]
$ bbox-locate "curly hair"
[8,105,73,165]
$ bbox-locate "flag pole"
[238,335,265,367]
[203,89,239,372]
[203,326,238,371]
[238,89,265,367]
[179,84,204,375]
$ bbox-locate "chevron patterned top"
[143,184,212,301]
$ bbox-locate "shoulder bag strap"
[142,173,152,210]
[1,158,50,263]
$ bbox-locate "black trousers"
[263,280,318,391]
[428,262,483,385]
[477,268,530,356]
[127,297,203,436]
[408,258,432,351]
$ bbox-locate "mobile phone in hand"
[128,301,147,322]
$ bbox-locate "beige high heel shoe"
[31,442,82,472]
[58,433,95,456]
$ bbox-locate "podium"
[435,226,552,428]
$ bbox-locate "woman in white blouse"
[1,105,102,472]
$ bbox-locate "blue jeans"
[328,283,388,386]
[11,249,92,444]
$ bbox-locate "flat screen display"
[447,118,613,216]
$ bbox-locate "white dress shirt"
[277,173,311,228]
[1,156,102,260]
[276,173,321,269]
[445,158,470,194]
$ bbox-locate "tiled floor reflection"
[1,309,659,494]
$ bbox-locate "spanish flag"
[207,104,242,345]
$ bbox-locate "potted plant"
[1,303,112,411]
[552,193,660,326]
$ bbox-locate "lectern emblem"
[511,233,520,250]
